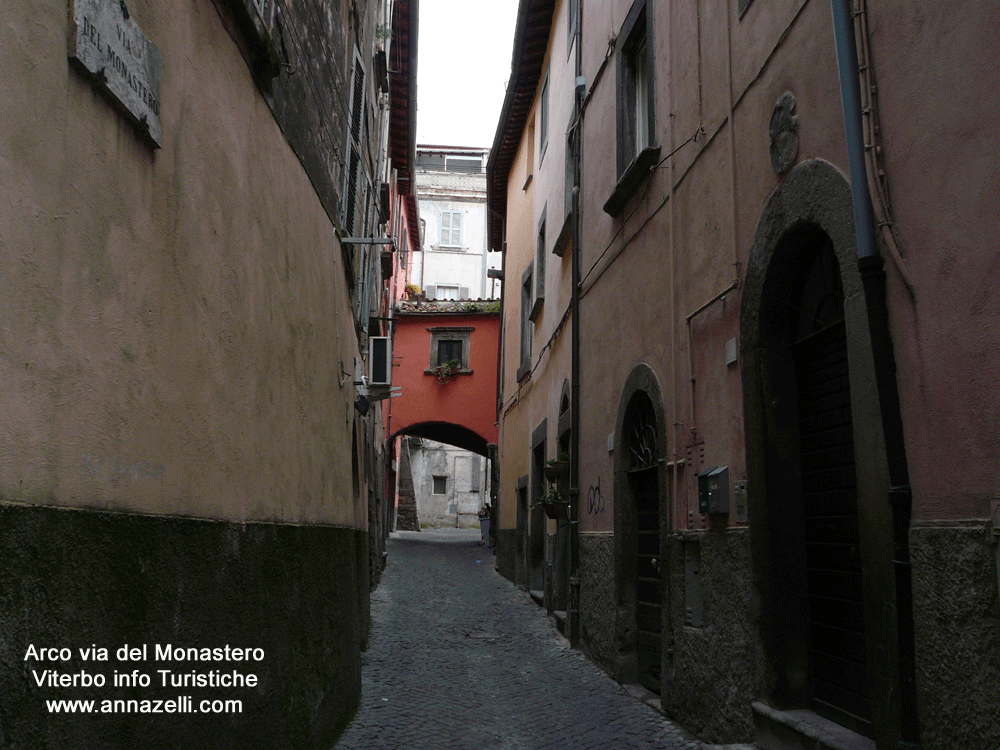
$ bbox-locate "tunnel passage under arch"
[391,421,490,458]
[390,422,494,532]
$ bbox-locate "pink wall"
[388,312,500,448]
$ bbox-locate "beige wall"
[0,0,364,528]
[498,0,576,533]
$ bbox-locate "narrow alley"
[336,530,739,750]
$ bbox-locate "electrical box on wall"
[698,467,730,515]
[733,480,748,523]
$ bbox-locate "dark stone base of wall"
[578,530,756,744]
[578,533,616,678]
[395,503,419,532]
[664,529,756,744]
[911,521,1000,750]
[496,528,517,583]
[0,502,366,750]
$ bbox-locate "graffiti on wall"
[586,476,606,515]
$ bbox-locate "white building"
[411,145,500,300]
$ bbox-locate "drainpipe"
[830,3,920,748]
[568,0,584,650]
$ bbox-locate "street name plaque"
[69,0,163,147]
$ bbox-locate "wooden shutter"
[439,211,451,245]
[344,52,365,235]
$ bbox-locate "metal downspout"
[568,0,584,650]
[830,2,919,747]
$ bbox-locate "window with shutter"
[343,50,366,236]
[535,207,546,309]
[540,75,549,158]
[439,210,463,247]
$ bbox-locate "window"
[524,117,535,189]
[519,264,533,380]
[437,339,463,366]
[604,0,660,217]
[534,207,546,316]
[439,209,463,247]
[618,0,654,175]
[539,74,549,161]
[433,476,447,495]
[436,285,460,300]
[568,0,580,51]
[343,49,367,236]
[445,156,483,173]
[427,327,473,373]
[424,283,468,300]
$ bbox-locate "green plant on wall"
[461,300,500,313]
[431,358,461,384]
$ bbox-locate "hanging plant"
[431,358,461,384]
[532,482,570,520]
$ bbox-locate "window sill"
[529,296,544,323]
[552,211,573,257]
[516,362,532,383]
[232,0,281,81]
[602,145,661,217]
[424,368,473,376]
[522,174,534,191]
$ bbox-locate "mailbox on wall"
[697,466,730,515]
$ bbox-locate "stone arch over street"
[390,421,491,457]
[740,159,903,745]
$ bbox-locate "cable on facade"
[578,127,703,294]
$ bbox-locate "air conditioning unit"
[369,336,392,386]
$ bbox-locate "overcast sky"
[415,0,519,149]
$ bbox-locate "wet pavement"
[334,528,727,750]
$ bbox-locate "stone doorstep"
[553,609,566,634]
[622,683,664,715]
[753,701,876,750]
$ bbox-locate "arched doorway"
[741,159,902,744]
[614,365,668,696]
[783,225,870,730]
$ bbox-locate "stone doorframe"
[612,363,670,690]
[739,159,903,747]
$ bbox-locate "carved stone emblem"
[769,92,799,175]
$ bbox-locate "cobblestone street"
[335,529,741,750]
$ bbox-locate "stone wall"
[496,529,518,584]
[665,529,758,744]
[579,533,617,679]
[911,521,1000,750]
[0,503,365,750]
